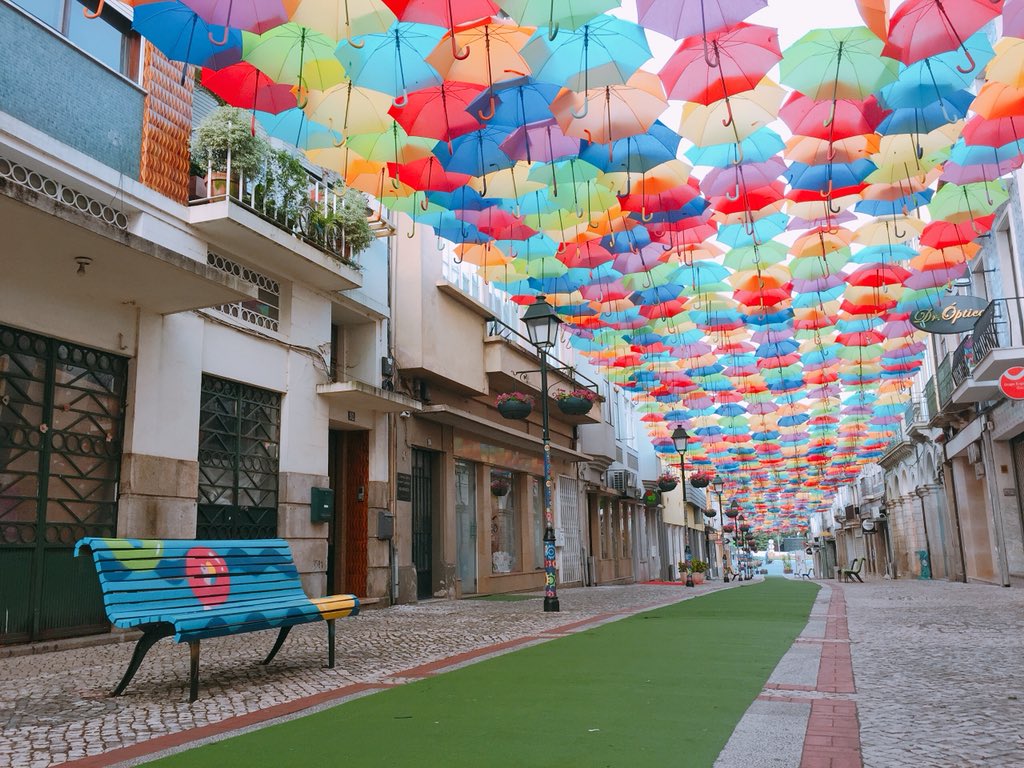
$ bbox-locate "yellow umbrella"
[679,79,786,146]
[289,0,396,44]
[985,37,1024,88]
[467,161,547,198]
[303,81,394,137]
[550,70,668,144]
[600,159,692,195]
[872,124,962,167]
[853,217,925,245]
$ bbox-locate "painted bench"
[75,537,359,701]
[839,557,864,583]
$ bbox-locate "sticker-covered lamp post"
[522,295,561,613]
[672,425,693,587]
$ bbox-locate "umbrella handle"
[346,32,365,49]
[892,223,906,239]
[828,197,842,215]
[827,142,837,162]
[477,96,496,121]
[393,91,409,108]
[956,47,976,74]
[576,206,585,218]
[83,0,104,18]
[819,180,833,199]
[328,120,346,148]
[732,142,743,166]
[557,241,567,254]
[721,97,734,128]
[209,26,230,46]
[437,238,447,251]
[703,36,720,69]
[451,35,471,60]
[641,207,654,222]
[570,100,590,119]
[420,196,430,211]
[453,250,463,263]
[725,184,741,202]
[547,22,560,41]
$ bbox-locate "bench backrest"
[850,558,863,573]
[75,537,313,632]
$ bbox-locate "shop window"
[490,469,519,573]
[13,0,139,80]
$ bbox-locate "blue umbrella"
[947,140,1024,168]
[466,78,562,128]
[785,160,876,192]
[850,244,918,264]
[717,214,789,248]
[579,121,680,174]
[426,186,499,211]
[855,190,932,217]
[878,33,994,110]
[256,109,341,150]
[335,23,445,101]
[133,2,241,81]
[685,127,785,167]
[521,15,652,92]
[436,127,516,186]
[877,91,973,135]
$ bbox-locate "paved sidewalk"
[0,582,728,768]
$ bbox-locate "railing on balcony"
[973,297,1024,365]
[925,376,938,422]
[950,335,974,389]
[190,147,392,267]
[936,355,954,407]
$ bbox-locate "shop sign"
[999,367,1024,400]
[643,489,661,506]
[909,295,988,334]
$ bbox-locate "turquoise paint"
[0,3,142,178]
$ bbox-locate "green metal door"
[0,325,127,643]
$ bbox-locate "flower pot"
[208,171,237,198]
[658,480,677,492]
[702,507,717,517]
[690,476,710,489]
[189,175,208,200]
[691,572,705,585]
[491,482,510,497]
[557,396,593,416]
[497,400,532,420]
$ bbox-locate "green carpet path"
[147,579,819,768]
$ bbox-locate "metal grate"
[0,324,127,642]
[0,156,128,230]
[206,252,281,331]
[196,374,280,539]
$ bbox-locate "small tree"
[191,106,269,177]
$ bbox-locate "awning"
[317,380,422,414]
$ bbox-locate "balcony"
[189,152,391,292]
[972,297,1024,383]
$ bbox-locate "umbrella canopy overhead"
[130,0,1024,530]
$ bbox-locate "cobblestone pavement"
[0,583,727,768]
[845,579,1024,768]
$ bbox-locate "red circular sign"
[1000,367,1024,400]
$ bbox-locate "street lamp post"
[522,295,561,613]
[725,499,741,580]
[711,477,727,582]
[671,426,692,588]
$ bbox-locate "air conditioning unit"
[607,469,640,496]
[844,505,859,521]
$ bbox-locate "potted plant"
[657,471,677,492]
[496,392,534,419]
[690,470,713,489]
[490,476,511,497]
[300,186,375,261]
[255,147,309,223]
[191,106,269,197]
[688,559,708,585]
[554,388,598,416]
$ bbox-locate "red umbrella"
[458,207,537,239]
[390,81,485,144]
[201,62,296,114]
[779,92,887,140]
[918,215,995,248]
[557,240,615,268]
[659,23,781,105]
[709,181,785,216]
[883,0,1004,71]
[846,264,911,288]
[961,115,1024,148]
[391,156,472,191]
[618,180,701,215]
[385,0,500,58]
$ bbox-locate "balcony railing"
[973,297,1024,364]
[936,355,954,407]
[190,147,391,267]
[950,335,974,389]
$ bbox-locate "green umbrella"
[496,0,617,36]
[789,250,851,280]
[780,27,899,123]
[722,241,789,271]
[243,24,341,99]
[928,181,1008,222]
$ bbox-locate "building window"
[490,469,519,573]
[620,505,632,559]
[197,375,281,538]
[598,496,609,559]
[207,252,281,331]
[13,0,139,79]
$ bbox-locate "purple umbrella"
[881,319,916,337]
[636,0,767,43]
[940,156,1024,184]
[701,158,787,198]
[904,264,967,289]
[787,212,857,230]
[182,0,290,44]
[1005,0,1024,38]
[500,120,581,163]
[791,275,846,293]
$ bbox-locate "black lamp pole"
[671,426,692,588]
[522,295,561,612]
[712,477,727,582]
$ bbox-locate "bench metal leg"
[188,640,201,703]
[327,619,336,669]
[262,626,292,665]
[852,573,864,583]
[110,626,174,698]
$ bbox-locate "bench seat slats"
[90,551,295,571]
[101,574,303,605]
[87,560,301,584]
[110,593,323,630]
[104,584,308,618]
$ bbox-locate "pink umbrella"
[882,0,1004,71]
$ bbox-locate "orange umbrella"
[857,0,889,42]
[972,81,1024,120]
[549,70,668,144]
[427,17,534,99]
[909,243,980,271]
[791,228,855,257]
[784,134,879,165]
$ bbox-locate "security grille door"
[411,449,433,600]
[557,476,583,585]
[0,326,126,642]
[197,375,280,539]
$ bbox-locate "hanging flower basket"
[702,507,717,517]
[490,478,510,497]
[496,392,534,420]
[657,473,677,492]
[554,388,599,416]
[690,472,712,489]
[722,524,736,534]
